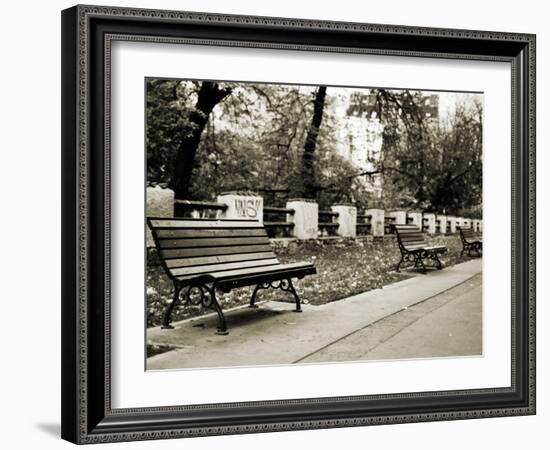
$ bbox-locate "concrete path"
[299,274,482,363]
[147,259,482,370]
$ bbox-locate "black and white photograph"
[145,79,484,370]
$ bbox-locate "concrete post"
[437,215,447,234]
[286,199,318,239]
[388,210,407,225]
[479,220,483,233]
[146,186,174,247]
[217,192,263,223]
[454,217,462,231]
[463,218,472,229]
[331,204,357,238]
[423,213,436,234]
[407,211,423,230]
[446,215,457,233]
[365,208,385,237]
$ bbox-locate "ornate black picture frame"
[61,4,536,444]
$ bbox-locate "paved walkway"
[299,273,482,363]
[147,259,482,370]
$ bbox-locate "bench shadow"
[401,267,439,274]
[192,304,290,329]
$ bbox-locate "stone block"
[423,213,436,234]
[217,193,263,223]
[365,209,384,237]
[286,200,318,239]
[146,186,174,247]
[331,204,357,237]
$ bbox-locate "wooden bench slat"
[218,265,318,290]
[400,234,425,240]
[403,244,426,250]
[210,262,314,279]
[156,228,267,239]
[171,258,281,278]
[423,245,447,252]
[157,236,270,249]
[161,244,273,259]
[164,251,276,269]
[400,236,425,242]
[180,262,314,281]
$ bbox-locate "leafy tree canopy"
[146,80,482,216]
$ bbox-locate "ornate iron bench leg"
[286,278,302,312]
[396,253,405,272]
[417,252,427,273]
[249,284,261,308]
[433,251,443,270]
[161,282,182,329]
[206,284,228,335]
[249,279,302,312]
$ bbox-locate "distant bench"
[457,226,482,257]
[147,218,316,334]
[390,224,447,272]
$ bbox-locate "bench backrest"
[391,224,427,251]
[147,218,280,283]
[457,226,478,242]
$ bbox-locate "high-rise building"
[332,90,440,198]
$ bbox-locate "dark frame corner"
[61,4,536,444]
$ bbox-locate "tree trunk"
[171,82,231,199]
[299,86,327,198]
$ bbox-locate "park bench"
[147,217,317,334]
[390,224,447,272]
[457,226,482,257]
